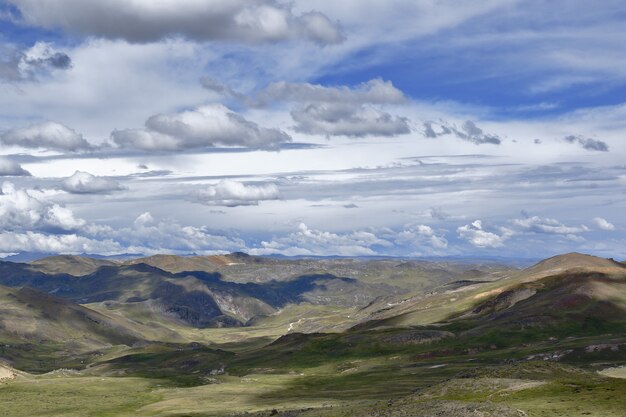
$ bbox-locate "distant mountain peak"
[528,252,625,274]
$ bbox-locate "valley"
[0,253,625,416]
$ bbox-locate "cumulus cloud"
[0,203,245,256]
[512,215,589,235]
[112,104,292,150]
[8,0,343,45]
[291,102,411,137]
[593,217,616,231]
[257,78,406,106]
[0,182,86,232]
[18,41,72,73]
[0,231,121,255]
[61,171,123,194]
[457,220,510,248]
[423,120,501,145]
[564,135,609,152]
[107,211,245,254]
[1,121,92,151]
[394,224,448,249]
[0,158,30,176]
[0,41,71,82]
[247,78,412,138]
[198,180,280,207]
[250,223,392,256]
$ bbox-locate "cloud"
[257,78,406,105]
[593,217,615,231]
[457,220,510,248]
[512,215,589,235]
[456,121,502,145]
[422,121,452,139]
[394,224,448,249]
[0,158,30,176]
[18,41,72,72]
[0,121,92,152]
[0,231,121,255]
[106,212,245,254]
[246,78,412,138]
[424,120,501,145]
[61,171,123,194]
[291,102,411,137]
[198,180,280,207]
[428,207,451,221]
[564,135,609,152]
[200,77,248,102]
[0,41,72,82]
[0,182,86,232]
[250,223,392,256]
[111,104,292,150]
[8,0,343,45]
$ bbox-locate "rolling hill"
[1,252,625,416]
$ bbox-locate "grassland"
[1,253,625,416]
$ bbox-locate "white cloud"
[0,231,122,255]
[8,0,343,45]
[61,171,123,194]
[17,41,72,75]
[512,215,589,235]
[0,38,212,141]
[250,222,392,256]
[112,104,292,150]
[257,78,406,105]
[593,217,616,231]
[564,135,609,152]
[0,41,71,82]
[423,120,501,145]
[394,224,448,249]
[253,78,411,138]
[292,1,516,45]
[457,220,510,248]
[44,204,87,231]
[0,182,86,232]
[0,158,30,176]
[198,180,280,207]
[0,121,92,152]
[108,212,245,254]
[291,102,411,137]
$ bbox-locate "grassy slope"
[0,253,625,416]
[0,375,161,417]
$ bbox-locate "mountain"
[0,259,413,329]
[30,255,119,276]
[0,252,625,417]
[351,253,626,331]
[0,284,139,371]
[123,254,230,273]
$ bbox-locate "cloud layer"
[198,180,280,207]
[61,171,123,194]
[1,121,92,152]
[291,103,411,137]
[112,104,292,150]
[0,182,85,233]
[0,1,624,260]
[0,158,30,176]
[8,0,344,45]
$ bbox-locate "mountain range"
[0,252,625,416]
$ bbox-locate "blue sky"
[0,0,625,259]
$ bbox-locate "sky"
[0,0,625,259]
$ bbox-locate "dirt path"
[0,364,16,381]
[599,366,626,379]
